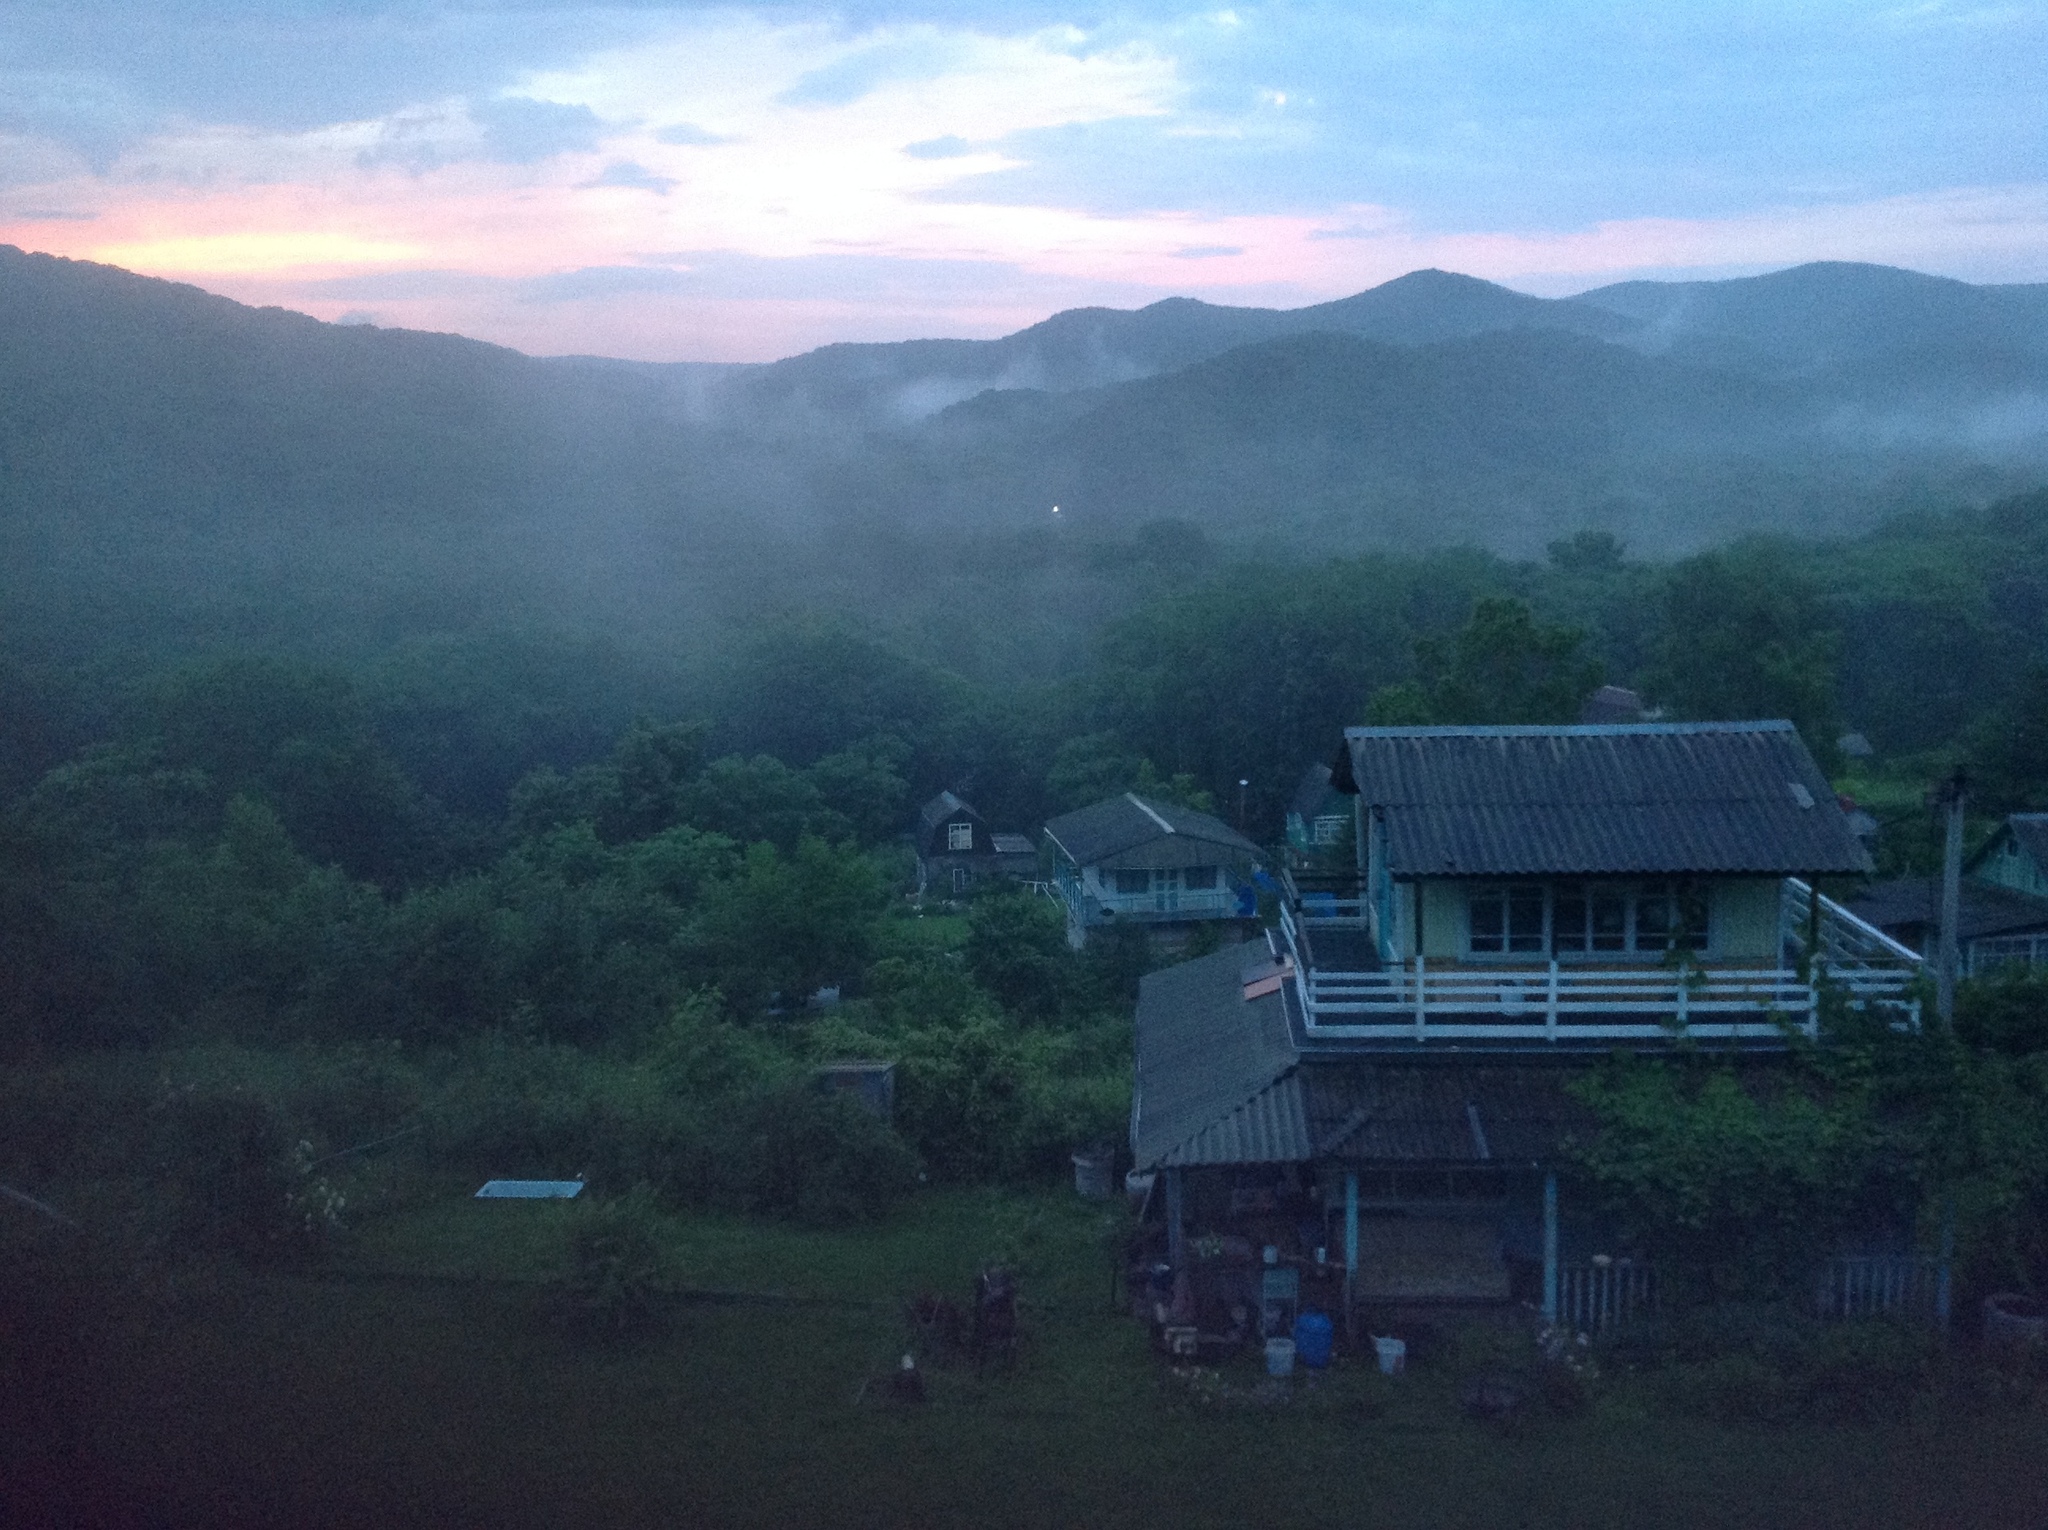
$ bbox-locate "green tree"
[966,889,1071,1021]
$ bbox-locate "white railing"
[1816,1255,1944,1322]
[1781,878,1924,971]
[1558,1259,1657,1335]
[1276,878,1921,1045]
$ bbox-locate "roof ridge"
[1128,793,1178,834]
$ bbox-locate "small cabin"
[914,790,1038,898]
[1044,793,1261,950]
[1283,763,1351,869]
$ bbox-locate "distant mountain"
[2,244,2045,662]
[1578,261,2048,391]
[717,269,1633,429]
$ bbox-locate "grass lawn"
[8,1186,2048,1529]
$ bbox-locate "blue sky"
[3,1,2043,359]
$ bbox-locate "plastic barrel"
[1265,1338,1296,1377]
[1071,1150,1113,1199]
[1293,1311,1335,1370]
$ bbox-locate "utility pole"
[1933,769,1966,1030]
[1237,778,1248,833]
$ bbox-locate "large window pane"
[1554,884,1588,953]
[1469,887,1506,953]
[1114,869,1150,895]
[1591,891,1628,951]
[1507,885,1546,953]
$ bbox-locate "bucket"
[1124,1169,1155,1212]
[1293,1311,1335,1370]
[1071,1149,1114,1200]
[1265,1338,1296,1377]
[1372,1335,1407,1376]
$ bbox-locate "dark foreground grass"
[8,1189,2048,1529]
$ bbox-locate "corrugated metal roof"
[1336,722,1871,877]
[989,832,1037,857]
[1046,792,1261,869]
[1848,877,2048,944]
[1132,939,1304,1171]
[1303,1065,1597,1165]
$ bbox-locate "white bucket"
[1265,1338,1296,1377]
[1372,1335,1407,1376]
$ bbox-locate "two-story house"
[1129,722,1921,1344]
[914,791,1039,899]
[1044,793,1261,950]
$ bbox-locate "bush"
[734,1086,919,1224]
[1619,1305,1938,1424]
[554,1184,667,1339]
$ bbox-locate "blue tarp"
[474,1180,584,1199]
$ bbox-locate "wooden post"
[1165,1168,1185,1269]
[1936,772,1966,1030]
[1414,954,1427,1041]
[1344,1170,1360,1343]
[1542,1171,1559,1325]
[1546,958,1559,1041]
[1936,1194,1956,1337]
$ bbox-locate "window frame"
[1463,879,1714,962]
[947,821,973,852]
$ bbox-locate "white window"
[947,821,973,851]
[1467,881,1710,958]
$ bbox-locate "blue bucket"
[1293,1310,1335,1370]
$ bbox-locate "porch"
[1277,871,1922,1046]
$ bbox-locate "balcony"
[1054,865,1253,926]
[1277,872,1922,1047]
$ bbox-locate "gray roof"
[989,832,1037,857]
[1969,814,2048,878]
[1133,939,1304,1171]
[1847,877,2048,945]
[1304,1064,1596,1165]
[1133,939,1600,1170]
[1332,721,1871,878]
[1046,792,1260,871]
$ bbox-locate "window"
[1113,869,1152,895]
[1552,883,1627,954]
[1312,814,1348,846]
[1468,881,1711,958]
[1468,884,1545,954]
[1182,865,1217,890]
[947,821,973,851]
[1633,881,1710,954]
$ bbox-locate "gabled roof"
[1968,813,2048,876]
[916,790,982,836]
[1044,792,1259,869]
[1332,721,1871,878]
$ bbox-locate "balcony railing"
[1054,866,1251,925]
[1277,874,1921,1046]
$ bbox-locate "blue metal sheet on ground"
[474,1180,584,1198]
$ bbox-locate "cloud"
[903,135,972,159]
[579,160,677,194]
[474,96,606,164]
[653,122,731,146]
[1172,243,1241,258]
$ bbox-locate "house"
[1848,812,2048,975]
[1044,793,1262,950]
[1128,722,1921,1342]
[1283,763,1351,869]
[913,791,1039,898]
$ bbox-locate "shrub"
[554,1184,667,1339]
[734,1086,919,1224]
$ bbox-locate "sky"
[2,1,2045,361]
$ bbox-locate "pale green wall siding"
[1977,833,2048,898]
[1420,882,1463,960]
[1712,879,1781,960]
